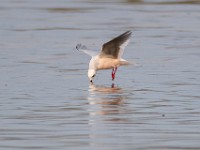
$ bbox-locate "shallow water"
[0,0,200,149]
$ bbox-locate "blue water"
[0,0,200,149]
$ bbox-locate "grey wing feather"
[76,44,98,57]
[100,31,132,59]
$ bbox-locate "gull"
[76,31,132,83]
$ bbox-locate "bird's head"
[88,69,96,83]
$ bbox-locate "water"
[1,0,200,149]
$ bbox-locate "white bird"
[76,31,132,83]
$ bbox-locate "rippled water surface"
[1,0,200,149]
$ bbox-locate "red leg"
[111,67,118,80]
[112,68,115,80]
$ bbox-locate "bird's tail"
[120,59,130,65]
[120,59,138,66]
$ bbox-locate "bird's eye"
[92,74,95,78]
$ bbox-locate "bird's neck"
[89,56,98,70]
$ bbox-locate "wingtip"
[125,30,132,36]
[117,30,132,40]
[76,43,81,51]
[126,30,132,33]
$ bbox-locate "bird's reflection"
[89,83,121,94]
[88,84,130,148]
[88,83,127,121]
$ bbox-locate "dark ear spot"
[92,74,95,78]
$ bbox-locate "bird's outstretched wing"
[76,44,98,57]
[100,31,132,59]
